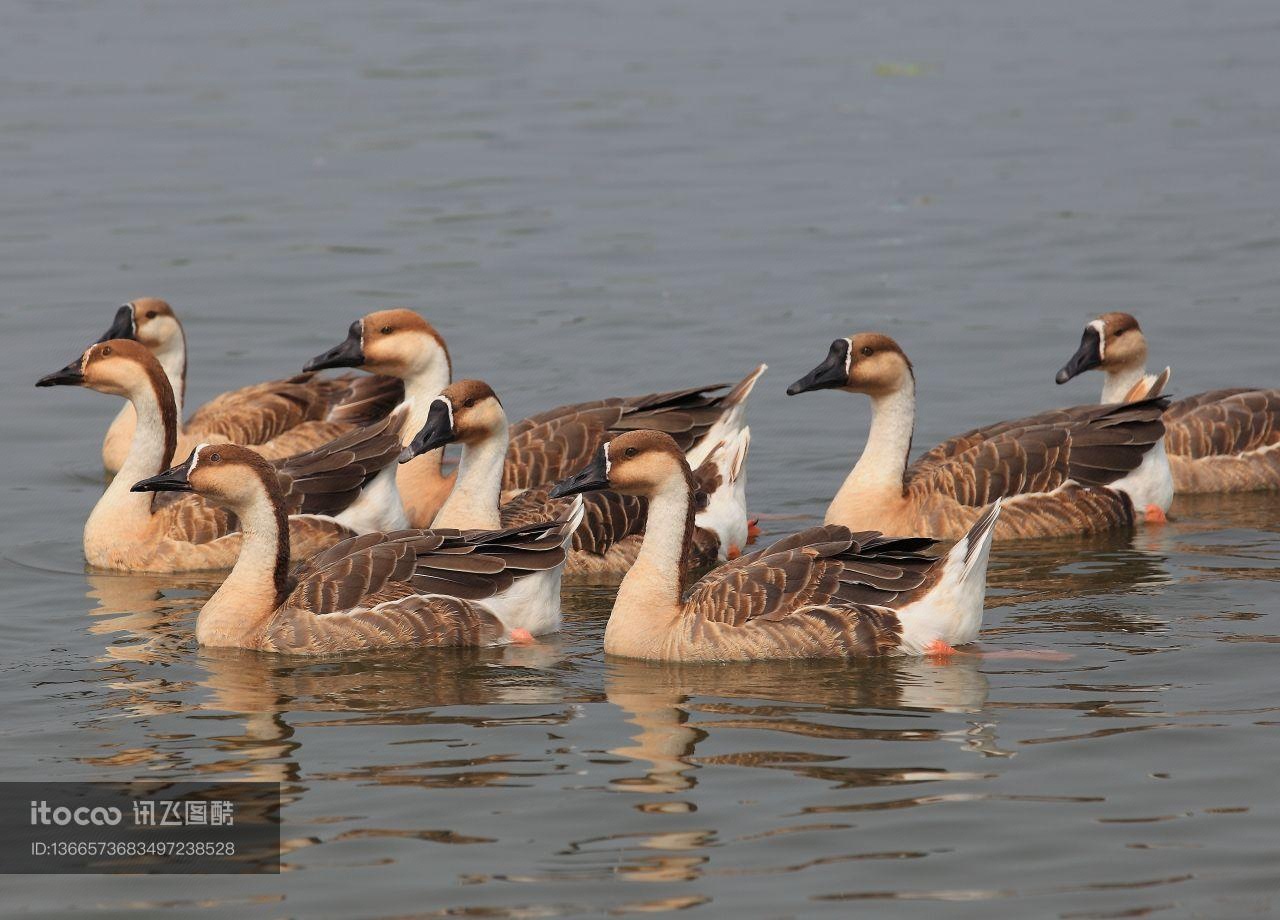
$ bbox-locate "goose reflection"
[603,655,1006,797]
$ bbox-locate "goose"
[1056,311,1280,493]
[37,339,404,572]
[303,308,765,535]
[94,298,403,474]
[785,333,1173,541]
[397,379,753,573]
[547,430,1001,661]
[132,444,584,652]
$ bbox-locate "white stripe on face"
[1089,319,1107,359]
[123,304,138,335]
[602,440,612,476]
[843,337,854,375]
[188,442,211,474]
[433,395,455,430]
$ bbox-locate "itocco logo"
[29,800,123,826]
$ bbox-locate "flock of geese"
[36,301,1279,660]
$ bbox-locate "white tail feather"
[897,500,1001,653]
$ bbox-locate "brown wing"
[184,372,402,447]
[149,494,236,544]
[260,595,507,654]
[907,397,1168,507]
[502,368,763,491]
[684,526,940,628]
[1165,389,1280,460]
[285,509,578,616]
[271,410,404,517]
[500,488,646,558]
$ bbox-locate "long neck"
[613,471,696,619]
[153,328,188,415]
[88,373,179,539]
[394,358,455,517]
[1101,362,1149,404]
[197,480,290,647]
[433,421,508,530]
[834,381,916,506]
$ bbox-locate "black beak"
[94,304,136,344]
[549,446,611,498]
[131,452,196,494]
[786,339,850,395]
[36,358,85,388]
[304,320,365,372]
[399,399,457,463]
[1055,326,1103,384]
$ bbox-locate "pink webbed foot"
[509,628,536,646]
[924,639,957,660]
[1144,504,1168,525]
[727,544,742,560]
[746,519,762,544]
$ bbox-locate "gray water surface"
[3,0,1279,916]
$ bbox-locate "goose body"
[133,444,583,653]
[37,340,405,573]
[398,380,752,574]
[549,431,1000,662]
[786,333,1172,541]
[97,299,403,474]
[304,309,764,533]
[1056,312,1280,493]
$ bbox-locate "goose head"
[398,379,504,463]
[551,430,689,500]
[1055,312,1148,384]
[96,298,183,357]
[36,339,168,401]
[305,309,451,380]
[132,443,274,508]
[786,332,914,398]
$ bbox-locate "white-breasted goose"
[786,333,1173,541]
[1056,311,1280,493]
[133,444,583,652]
[37,340,405,572]
[548,431,1001,662]
[397,380,753,574]
[303,308,765,531]
[94,298,403,474]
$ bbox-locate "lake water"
[3,0,1279,915]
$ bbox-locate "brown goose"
[549,431,1001,662]
[37,340,403,572]
[303,308,765,532]
[397,380,753,574]
[95,298,403,474]
[133,444,583,652]
[786,333,1172,541]
[1056,311,1280,493]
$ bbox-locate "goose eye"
[208,452,221,463]
[380,325,393,335]
[463,397,475,408]
[624,446,638,458]
[101,345,112,356]
[860,346,874,357]
[145,310,157,319]
[1114,329,1125,337]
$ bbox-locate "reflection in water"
[985,529,1172,609]
[603,656,1001,798]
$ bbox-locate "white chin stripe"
[1089,319,1107,359]
[602,440,612,476]
[844,337,854,374]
